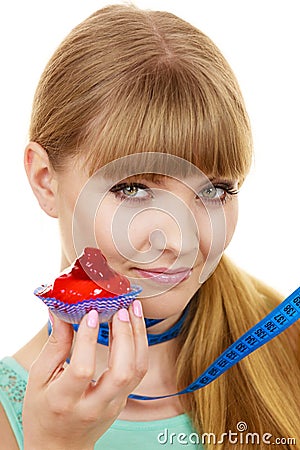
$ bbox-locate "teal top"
[0,357,203,449]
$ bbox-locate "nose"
[149,201,199,261]
[110,188,199,266]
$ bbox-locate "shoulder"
[0,403,19,450]
[0,358,27,450]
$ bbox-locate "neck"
[68,305,189,347]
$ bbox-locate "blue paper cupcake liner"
[34,284,142,324]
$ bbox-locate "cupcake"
[34,247,142,324]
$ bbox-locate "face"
[54,154,239,321]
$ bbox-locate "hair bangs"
[81,61,252,184]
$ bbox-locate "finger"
[29,311,73,386]
[128,300,148,381]
[55,310,99,399]
[94,308,136,402]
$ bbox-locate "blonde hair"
[178,256,300,448]
[29,4,251,183]
[29,4,300,448]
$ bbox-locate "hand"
[23,301,148,450]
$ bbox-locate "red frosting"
[39,247,131,304]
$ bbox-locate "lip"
[134,267,192,285]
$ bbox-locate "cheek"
[94,202,130,267]
[195,208,219,260]
[59,188,115,265]
[94,208,115,254]
[196,199,239,260]
[224,200,239,248]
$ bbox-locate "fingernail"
[48,310,54,326]
[118,308,130,322]
[87,310,99,328]
[133,300,143,318]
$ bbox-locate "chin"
[138,287,198,319]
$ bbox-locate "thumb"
[30,311,74,385]
[48,310,73,348]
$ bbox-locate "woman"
[0,4,299,449]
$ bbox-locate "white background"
[0,0,299,356]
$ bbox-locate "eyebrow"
[116,174,167,185]
[113,174,238,192]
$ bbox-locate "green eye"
[110,182,153,203]
[123,185,139,196]
[197,183,238,205]
[201,186,218,199]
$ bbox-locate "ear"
[24,142,58,218]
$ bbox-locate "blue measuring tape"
[47,287,300,400]
[128,285,300,400]
[47,307,189,356]
[68,306,189,346]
